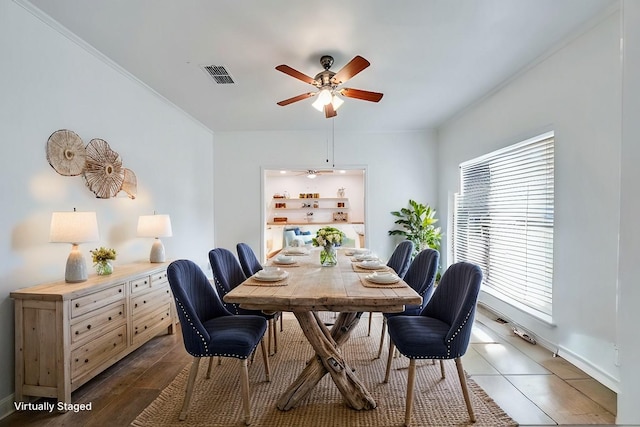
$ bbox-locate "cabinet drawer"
[130,276,151,294]
[71,324,127,382]
[132,302,172,346]
[70,302,126,345]
[151,270,168,287]
[131,285,170,316]
[71,284,126,318]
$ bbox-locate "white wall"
[438,10,622,392]
[213,130,438,262]
[617,1,640,423]
[0,0,214,413]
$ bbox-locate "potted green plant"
[388,199,442,255]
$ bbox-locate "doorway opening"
[262,168,366,260]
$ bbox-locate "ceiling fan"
[296,169,334,179]
[276,55,384,118]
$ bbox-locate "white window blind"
[453,132,554,318]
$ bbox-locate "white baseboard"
[557,345,620,393]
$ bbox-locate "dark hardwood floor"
[0,329,190,427]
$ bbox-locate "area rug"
[132,314,517,427]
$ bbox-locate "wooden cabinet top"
[10,261,170,301]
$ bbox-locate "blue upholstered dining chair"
[376,248,439,359]
[384,262,483,426]
[387,240,415,278]
[368,240,415,335]
[236,242,283,351]
[210,247,280,355]
[167,259,270,425]
[236,242,263,278]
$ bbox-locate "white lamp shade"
[137,214,172,238]
[50,211,99,244]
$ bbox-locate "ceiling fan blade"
[324,103,337,118]
[277,92,315,106]
[275,65,317,85]
[339,88,384,102]
[331,56,370,85]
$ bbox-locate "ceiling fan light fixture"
[311,97,325,112]
[331,94,344,110]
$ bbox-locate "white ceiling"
[26,0,617,133]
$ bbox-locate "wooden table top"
[224,249,421,313]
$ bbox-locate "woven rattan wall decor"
[46,129,137,199]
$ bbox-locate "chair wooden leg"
[179,357,201,421]
[384,339,396,383]
[218,356,222,366]
[206,356,214,379]
[455,358,476,423]
[367,312,373,336]
[272,318,278,354]
[376,317,387,359]
[267,319,274,356]
[405,358,417,427]
[440,359,445,378]
[260,338,271,382]
[280,312,283,332]
[240,359,251,425]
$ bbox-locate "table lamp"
[137,214,172,263]
[50,209,100,283]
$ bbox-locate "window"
[453,131,554,320]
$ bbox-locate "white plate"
[358,261,385,270]
[366,272,400,284]
[283,248,309,255]
[354,254,378,261]
[254,270,289,282]
[345,248,368,256]
[273,258,296,265]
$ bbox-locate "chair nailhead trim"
[175,298,254,359]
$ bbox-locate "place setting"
[281,246,310,256]
[352,258,390,273]
[360,271,407,289]
[245,267,289,286]
[270,254,299,267]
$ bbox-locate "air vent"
[202,65,235,84]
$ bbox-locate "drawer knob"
[86,325,91,330]
[75,303,80,308]
[75,331,79,335]
[119,289,122,293]
[85,359,89,363]
[108,316,112,321]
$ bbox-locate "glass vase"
[320,244,337,267]
[96,260,113,276]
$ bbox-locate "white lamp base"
[149,238,166,263]
[65,244,88,283]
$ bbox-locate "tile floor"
[466,307,617,425]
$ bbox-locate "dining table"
[223,247,422,411]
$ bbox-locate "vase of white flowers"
[312,226,345,267]
[90,247,116,275]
